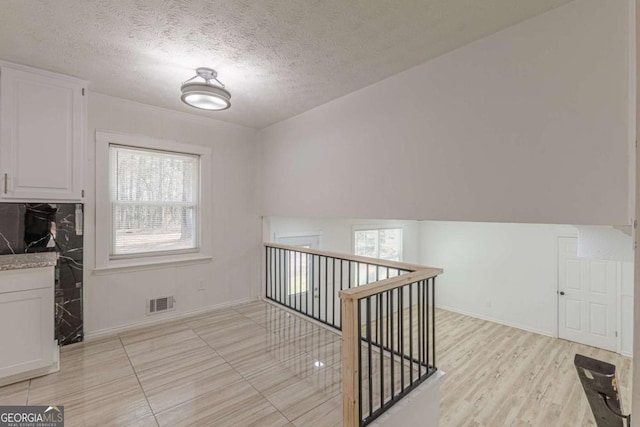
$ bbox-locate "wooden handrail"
[264,242,443,427]
[337,259,442,426]
[264,242,433,273]
[338,267,442,301]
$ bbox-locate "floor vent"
[147,296,175,315]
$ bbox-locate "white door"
[558,237,617,351]
[276,235,320,317]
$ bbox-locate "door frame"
[274,231,322,249]
[555,234,622,353]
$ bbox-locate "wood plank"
[339,269,442,301]
[341,298,360,427]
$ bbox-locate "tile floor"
[0,300,633,427]
[1,301,342,427]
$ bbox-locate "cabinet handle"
[3,173,6,194]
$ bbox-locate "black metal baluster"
[275,248,279,303]
[339,260,343,327]
[299,251,302,311]
[379,292,384,410]
[390,289,394,399]
[285,249,289,307]
[365,264,369,284]
[293,251,297,310]
[324,256,328,323]
[291,250,295,308]
[273,247,276,300]
[312,254,315,316]
[298,251,302,312]
[358,300,363,424]
[308,252,311,315]
[274,248,278,301]
[409,283,413,385]
[417,280,422,378]
[305,253,309,315]
[332,258,336,327]
[366,297,373,418]
[399,286,404,392]
[386,288,390,357]
[423,279,428,371]
[432,277,436,368]
[374,294,379,345]
[423,280,427,373]
[265,247,269,299]
[295,251,298,310]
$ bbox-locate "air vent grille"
[147,296,175,315]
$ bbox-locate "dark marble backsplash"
[0,203,83,345]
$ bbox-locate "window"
[354,228,403,261]
[110,145,199,257]
[95,132,211,270]
[354,228,403,285]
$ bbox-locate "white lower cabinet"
[0,266,58,386]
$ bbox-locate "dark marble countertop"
[0,252,58,271]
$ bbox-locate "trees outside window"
[354,228,403,284]
[110,145,199,257]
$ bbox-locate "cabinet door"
[0,67,84,200]
[0,287,54,378]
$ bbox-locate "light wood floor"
[437,309,632,427]
[0,301,632,426]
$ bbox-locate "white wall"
[84,94,261,337]
[265,216,421,264]
[419,220,634,355]
[267,216,634,353]
[420,221,571,336]
[260,0,632,226]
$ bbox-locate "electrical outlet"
[198,279,205,291]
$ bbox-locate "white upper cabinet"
[0,64,86,201]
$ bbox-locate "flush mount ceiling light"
[180,67,231,111]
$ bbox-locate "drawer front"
[0,267,54,294]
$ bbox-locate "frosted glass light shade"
[180,82,231,111]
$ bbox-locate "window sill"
[92,254,212,275]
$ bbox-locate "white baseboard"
[436,304,555,338]
[438,304,634,358]
[84,297,259,341]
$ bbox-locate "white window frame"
[95,131,212,271]
[352,225,404,262]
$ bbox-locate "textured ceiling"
[0,0,573,129]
